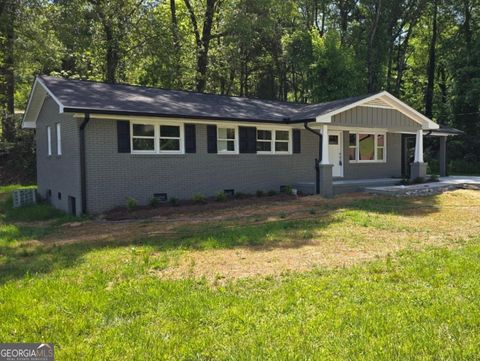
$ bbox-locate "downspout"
[80,113,90,214]
[304,122,322,195]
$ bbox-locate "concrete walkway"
[365,176,480,196]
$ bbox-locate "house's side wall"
[332,107,422,132]
[84,119,320,214]
[36,97,82,215]
[342,131,402,179]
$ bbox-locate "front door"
[328,131,343,177]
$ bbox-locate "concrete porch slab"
[295,178,402,195]
[365,176,480,196]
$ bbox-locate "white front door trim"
[327,130,343,177]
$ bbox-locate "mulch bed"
[103,193,300,221]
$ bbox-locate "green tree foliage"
[1,0,480,165]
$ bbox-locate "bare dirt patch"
[43,193,370,245]
[34,190,480,281]
[154,190,480,281]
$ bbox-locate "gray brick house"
[23,76,448,215]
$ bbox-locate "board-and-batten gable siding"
[35,97,83,215]
[332,106,422,132]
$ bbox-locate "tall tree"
[0,0,16,141]
[184,0,220,92]
[170,0,182,86]
[366,0,383,92]
[424,0,438,118]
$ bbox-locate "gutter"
[304,122,323,195]
[79,113,90,214]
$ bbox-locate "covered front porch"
[294,92,461,197]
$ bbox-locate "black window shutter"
[117,120,130,153]
[185,124,196,153]
[239,126,257,153]
[207,125,217,153]
[293,129,301,153]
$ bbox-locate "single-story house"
[22,75,456,215]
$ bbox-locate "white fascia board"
[37,77,64,113]
[22,77,65,128]
[22,80,40,128]
[314,92,386,123]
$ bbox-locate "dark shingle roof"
[427,126,465,136]
[39,75,374,123]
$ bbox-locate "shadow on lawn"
[0,193,443,284]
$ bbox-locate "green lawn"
[1,186,480,360]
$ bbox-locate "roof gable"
[312,91,439,130]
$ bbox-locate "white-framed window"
[256,128,291,154]
[56,123,62,155]
[257,129,272,153]
[132,123,156,153]
[349,132,386,163]
[217,127,238,154]
[159,125,182,152]
[47,126,52,156]
[130,121,184,154]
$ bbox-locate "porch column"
[319,123,333,197]
[320,124,330,165]
[410,129,427,179]
[414,129,424,163]
[439,136,447,177]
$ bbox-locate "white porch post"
[320,124,329,165]
[414,129,424,163]
[410,129,427,179]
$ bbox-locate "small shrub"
[279,212,287,219]
[192,193,207,204]
[126,197,137,212]
[281,185,293,195]
[149,197,160,208]
[267,190,277,196]
[256,190,265,197]
[308,208,316,215]
[215,191,227,202]
[429,174,439,182]
[169,197,179,206]
[234,192,247,199]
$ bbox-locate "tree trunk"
[438,63,448,124]
[394,24,413,96]
[170,0,182,87]
[463,0,472,48]
[338,0,350,44]
[386,36,395,92]
[366,0,382,93]
[103,23,119,84]
[424,0,438,119]
[184,0,217,93]
[0,0,16,142]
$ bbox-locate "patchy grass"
[0,184,36,194]
[1,187,480,359]
[0,186,80,224]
